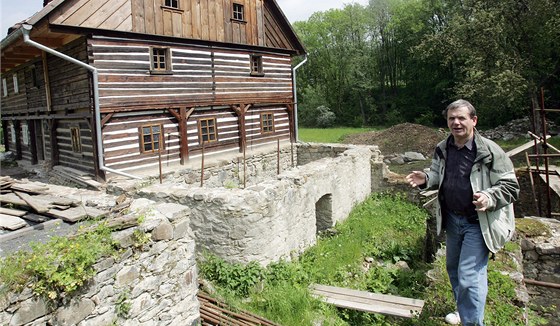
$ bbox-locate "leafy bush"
[0,223,118,302]
[199,254,264,297]
[315,105,336,128]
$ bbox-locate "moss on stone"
[516,218,551,238]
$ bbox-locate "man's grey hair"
[442,99,477,119]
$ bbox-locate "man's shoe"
[445,311,461,325]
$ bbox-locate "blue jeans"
[445,211,489,326]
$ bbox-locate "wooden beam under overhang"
[2,48,42,58]
[1,21,77,73]
[1,61,27,72]
[28,37,65,48]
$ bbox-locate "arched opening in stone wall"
[315,194,333,233]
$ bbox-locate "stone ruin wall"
[1,142,385,325]
[136,143,385,265]
[1,201,200,326]
[519,216,560,324]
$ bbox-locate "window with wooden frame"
[22,123,29,145]
[164,0,179,9]
[2,78,6,97]
[150,47,172,73]
[12,74,18,94]
[250,55,264,76]
[140,124,164,153]
[9,123,15,143]
[199,118,217,144]
[30,65,39,88]
[70,127,82,153]
[261,113,274,133]
[232,3,244,21]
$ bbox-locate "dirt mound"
[343,123,447,157]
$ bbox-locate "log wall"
[102,105,290,173]
[89,36,293,110]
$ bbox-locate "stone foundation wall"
[176,142,297,188]
[136,143,383,265]
[0,200,199,326]
[519,216,560,324]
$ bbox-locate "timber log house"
[1,0,305,180]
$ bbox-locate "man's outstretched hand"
[406,171,427,188]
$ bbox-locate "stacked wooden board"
[0,176,108,232]
[50,166,103,190]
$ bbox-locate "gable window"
[70,127,82,153]
[250,55,264,76]
[2,78,6,97]
[164,0,179,8]
[150,47,172,73]
[261,113,274,133]
[12,74,18,94]
[199,118,217,144]
[140,124,164,153]
[232,3,244,21]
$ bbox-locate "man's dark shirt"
[441,137,477,216]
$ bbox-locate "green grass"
[298,127,376,143]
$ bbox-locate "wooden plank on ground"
[53,165,92,177]
[15,191,49,213]
[310,284,424,318]
[47,206,109,223]
[52,166,103,188]
[506,135,550,158]
[0,206,27,217]
[541,173,560,197]
[0,213,28,230]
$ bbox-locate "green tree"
[415,0,560,125]
[292,0,559,128]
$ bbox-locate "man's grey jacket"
[422,130,520,253]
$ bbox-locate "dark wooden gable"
[46,0,304,54]
[263,0,304,54]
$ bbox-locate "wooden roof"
[1,0,305,74]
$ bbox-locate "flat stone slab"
[47,206,109,223]
[0,213,27,230]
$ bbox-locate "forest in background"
[292,0,560,129]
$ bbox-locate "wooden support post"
[179,108,188,164]
[2,120,9,152]
[201,141,205,187]
[243,145,247,189]
[168,107,194,165]
[233,104,251,153]
[14,121,22,160]
[158,145,163,184]
[525,152,540,215]
[42,52,52,111]
[286,104,296,143]
[29,120,38,164]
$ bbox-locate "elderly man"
[406,99,519,325]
